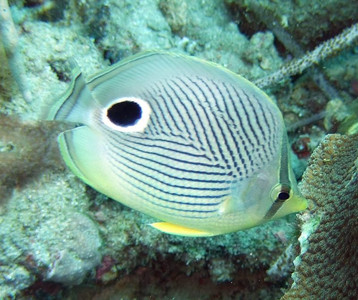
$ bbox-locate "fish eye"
[270,184,291,202]
[102,97,151,132]
[278,191,290,200]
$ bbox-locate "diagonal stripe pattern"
[96,75,282,218]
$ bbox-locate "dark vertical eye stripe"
[279,131,290,187]
[264,132,291,219]
[263,195,287,219]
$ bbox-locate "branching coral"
[282,133,358,299]
[254,23,358,88]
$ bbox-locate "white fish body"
[47,52,307,236]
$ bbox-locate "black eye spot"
[278,191,290,200]
[107,101,142,127]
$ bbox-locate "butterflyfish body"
[47,52,307,236]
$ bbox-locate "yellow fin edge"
[150,222,215,237]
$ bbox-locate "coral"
[0,265,34,299]
[159,0,188,35]
[0,19,104,118]
[70,0,173,63]
[0,117,101,296]
[69,257,284,300]
[0,169,101,297]
[36,212,102,285]
[157,0,282,78]
[282,133,358,299]
[323,98,358,134]
[209,257,236,282]
[319,43,358,97]
[1,0,358,298]
[267,244,296,284]
[68,0,109,43]
[225,1,358,138]
[224,0,358,50]
[89,192,298,282]
[254,24,358,88]
[95,255,117,283]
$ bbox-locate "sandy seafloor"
[0,0,357,299]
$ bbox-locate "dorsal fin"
[46,65,99,125]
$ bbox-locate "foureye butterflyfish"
[47,51,307,236]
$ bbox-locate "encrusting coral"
[282,133,358,299]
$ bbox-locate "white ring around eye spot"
[102,97,151,132]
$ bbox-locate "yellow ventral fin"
[150,222,215,237]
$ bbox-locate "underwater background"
[0,0,357,299]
